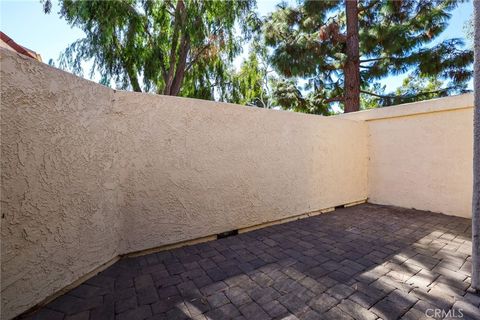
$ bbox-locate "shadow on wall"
[17,204,480,320]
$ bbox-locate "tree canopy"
[360,74,453,109]
[43,0,473,114]
[43,0,256,99]
[264,0,473,114]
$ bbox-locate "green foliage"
[272,78,332,114]
[360,83,386,110]
[360,75,463,108]
[264,0,473,113]
[43,0,256,98]
[227,40,276,108]
[231,52,268,107]
[389,75,454,105]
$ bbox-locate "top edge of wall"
[0,47,115,93]
[113,89,364,123]
[334,93,474,121]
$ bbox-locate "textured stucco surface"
[0,48,368,319]
[112,91,368,254]
[0,49,122,319]
[338,94,474,218]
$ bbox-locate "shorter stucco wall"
[112,91,368,254]
[0,48,368,319]
[338,94,474,218]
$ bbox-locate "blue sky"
[0,0,474,91]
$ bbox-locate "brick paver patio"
[19,204,480,320]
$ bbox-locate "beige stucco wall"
[112,92,368,254]
[1,49,122,319]
[0,48,368,319]
[338,94,474,218]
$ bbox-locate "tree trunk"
[472,0,480,292]
[163,0,185,95]
[170,34,190,96]
[127,65,142,92]
[344,0,360,113]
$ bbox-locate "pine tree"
[265,0,473,114]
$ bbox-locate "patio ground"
[19,204,480,320]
